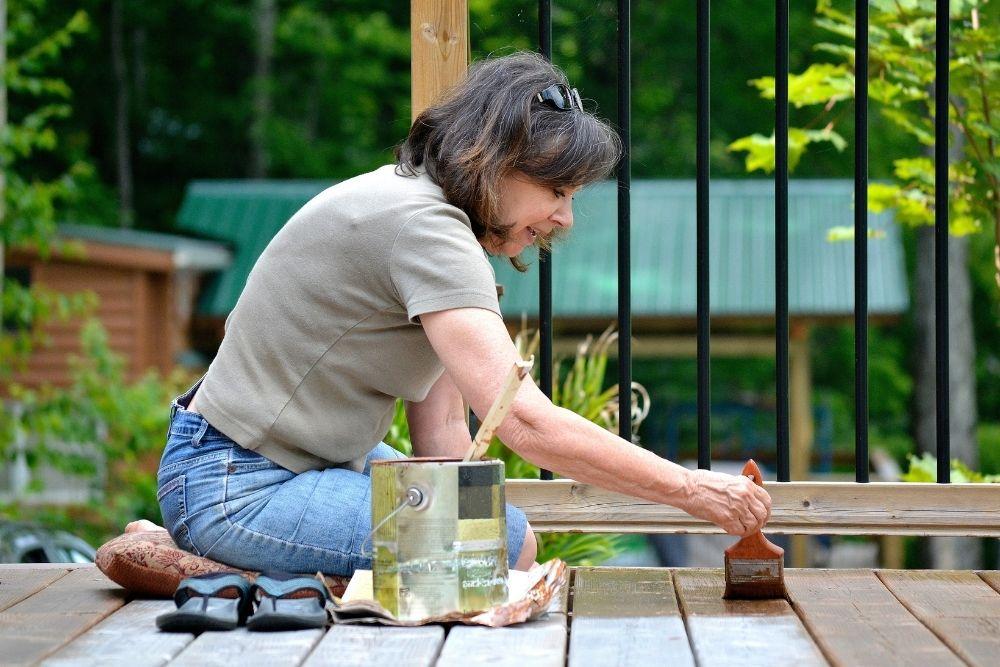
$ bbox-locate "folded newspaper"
[322,558,566,627]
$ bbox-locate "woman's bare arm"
[421,307,771,536]
[405,371,471,458]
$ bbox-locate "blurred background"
[1,0,997,570]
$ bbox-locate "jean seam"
[289,474,320,541]
[158,451,229,478]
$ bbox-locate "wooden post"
[790,323,814,481]
[790,322,814,567]
[411,0,469,122]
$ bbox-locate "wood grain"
[877,569,1000,667]
[673,569,827,667]
[170,627,323,666]
[978,570,1000,595]
[410,0,468,121]
[0,566,73,612]
[302,625,445,667]
[568,568,694,667]
[507,479,1000,536]
[785,569,962,666]
[0,565,127,666]
[41,600,192,667]
[436,615,567,667]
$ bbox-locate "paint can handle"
[359,486,426,557]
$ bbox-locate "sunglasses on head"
[536,83,583,112]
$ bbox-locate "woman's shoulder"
[298,164,460,223]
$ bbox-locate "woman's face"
[485,172,579,257]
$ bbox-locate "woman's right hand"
[680,468,772,537]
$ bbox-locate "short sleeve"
[389,204,501,323]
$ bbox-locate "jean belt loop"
[191,419,210,449]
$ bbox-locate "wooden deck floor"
[2,564,999,666]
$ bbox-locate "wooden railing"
[411,1,1000,544]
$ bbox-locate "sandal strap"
[174,573,252,606]
[253,574,329,601]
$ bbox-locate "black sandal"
[246,572,330,631]
[156,572,253,633]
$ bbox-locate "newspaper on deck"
[322,558,566,627]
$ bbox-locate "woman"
[156,52,771,576]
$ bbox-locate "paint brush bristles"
[722,459,788,600]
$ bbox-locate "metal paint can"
[370,457,508,620]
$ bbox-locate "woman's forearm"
[499,401,694,511]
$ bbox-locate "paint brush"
[723,459,788,600]
[463,356,534,462]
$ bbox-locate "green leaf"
[728,134,777,174]
[825,226,888,242]
[750,64,853,108]
[893,157,935,184]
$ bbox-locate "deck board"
[0,565,127,666]
[436,615,567,667]
[673,569,827,667]
[0,564,74,612]
[302,625,444,667]
[568,567,694,667]
[784,569,962,666]
[41,599,193,667]
[877,569,1000,667]
[168,627,324,666]
[978,570,1000,595]
[4,564,1000,665]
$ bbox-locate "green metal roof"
[177,180,332,315]
[177,178,908,318]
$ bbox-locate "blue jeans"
[156,383,528,576]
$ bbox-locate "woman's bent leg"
[163,425,534,576]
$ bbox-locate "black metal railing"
[855,0,870,483]
[534,0,951,483]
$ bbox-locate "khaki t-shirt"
[195,165,501,473]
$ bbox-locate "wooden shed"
[5,224,231,387]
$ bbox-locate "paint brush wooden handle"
[462,356,534,462]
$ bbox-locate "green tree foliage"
[1,2,192,544]
[26,0,870,233]
[730,0,999,269]
[1,1,92,370]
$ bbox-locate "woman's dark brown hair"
[396,51,622,271]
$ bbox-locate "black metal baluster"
[617,0,632,443]
[696,0,711,470]
[855,0,870,483]
[538,0,554,481]
[935,0,950,483]
[775,0,790,482]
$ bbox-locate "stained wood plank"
[785,569,962,666]
[877,569,1000,667]
[0,565,127,666]
[41,600,193,666]
[673,569,827,667]
[568,567,694,667]
[978,570,1000,595]
[436,615,567,667]
[169,627,323,666]
[302,625,445,667]
[0,566,74,612]
[507,480,1000,536]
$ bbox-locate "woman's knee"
[514,521,538,571]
